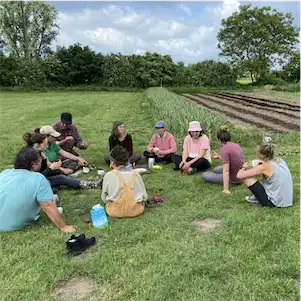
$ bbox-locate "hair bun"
[220,125,229,132]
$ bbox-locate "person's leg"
[213,166,223,174]
[171,154,182,169]
[129,154,141,164]
[202,171,223,184]
[190,158,211,172]
[48,175,81,189]
[241,178,275,207]
[143,151,154,159]
[156,153,174,164]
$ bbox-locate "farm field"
[0,89,300,301]
[183,92,300,133]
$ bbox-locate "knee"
[202,171,212,182]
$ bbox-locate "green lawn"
[0,91,299,301]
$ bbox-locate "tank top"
[262,159,293,207]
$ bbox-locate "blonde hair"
[258,140,275,161]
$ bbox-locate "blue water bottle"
[90,204,108,229]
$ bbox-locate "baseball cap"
[61,112,72,125]
[155,121,165,128]
[40,125,61,137]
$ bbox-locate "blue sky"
[47,1,300,65]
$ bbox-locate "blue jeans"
[48,175,80,189]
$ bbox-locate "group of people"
[0,112,294,233]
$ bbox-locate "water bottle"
[90,204,108,229]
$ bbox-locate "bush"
[273,82,300,92]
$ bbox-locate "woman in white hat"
[171,121,211,174]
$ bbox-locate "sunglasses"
[156,127,164,129]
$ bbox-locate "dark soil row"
[183,94,300,133]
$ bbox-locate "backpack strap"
[113,169,126,188]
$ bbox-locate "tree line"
[0,1,299,88]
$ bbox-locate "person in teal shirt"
[0,148,75,232]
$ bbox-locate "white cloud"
[213,0,240,19]
[178,4,192,16]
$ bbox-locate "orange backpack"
[105,169,145,218]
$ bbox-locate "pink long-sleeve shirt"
[147,131,177,158]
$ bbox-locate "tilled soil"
[183,93,300,133]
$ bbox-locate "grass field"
[0,90,300,301]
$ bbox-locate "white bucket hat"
[188,121,202,132]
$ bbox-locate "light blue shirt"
[0,169,54,232]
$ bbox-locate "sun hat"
[40,125,61,137]
[155,121,165,128]
[188,121,202,132]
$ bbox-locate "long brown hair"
[111,120,124,141]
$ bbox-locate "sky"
[46,1,300,65]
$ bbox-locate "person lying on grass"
[0,148,75,233]
[237,139,293,207]
[52,112,88,155]
[23,132,100,190]
[171,121,211,175]
[143,120,177,164]
[101,145,147,218]
[104,121,141,166]
[202,126,245,194]
[38,125,87,175]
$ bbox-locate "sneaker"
[66,234,96,256]
[70,169,84,178]
[245,195,259,204]
[57,207,63,215]
[53,194,60,206]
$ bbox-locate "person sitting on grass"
[104,121,141,166]
[52,112,88,156]
[143,120,177,164]
[171,121,211,174]
[0,148,75,233]
[202,126,244,194]
[237,139,293,207]
[23,132,101,189]
[101,145,147,218]
[39,125,88,175]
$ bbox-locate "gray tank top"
[262,159,293,207]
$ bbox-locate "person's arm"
[222,163,230,193]
[127,135,133,156]
[40,201,75,232]
[237,162,271,179]
[109,136,114,151]
[101,174,109,204]
[186,149,206,166]
[37,176,74,232]
[147,135,155,153]
[159,135,177,156]
[72,125,83,148]
[58,149,87,165]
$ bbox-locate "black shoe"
[66,234,96,256]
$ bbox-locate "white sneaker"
[245,195,259,204]
[53,194,60,206]
[57,207,63,214]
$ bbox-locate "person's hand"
[242,162,250,169]
[78,158,88,166]
[211,151,220,159]
[49,160,62,170]
[80,141,88,148]
[182,162,191,171]
[64,136,74,143]
[222,189,231,195]
[60,225,76,233]
[154,148,160,156]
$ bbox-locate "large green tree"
[282,50,300,83]
[217,4,299,83]
[0,1,59,59]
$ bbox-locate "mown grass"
[0,89,299,301]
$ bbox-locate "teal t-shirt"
[45,142,61,162]
[0,169,54,232]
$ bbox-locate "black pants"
[143,151,174,163]
[248,181,275,207]
[48,175,80,189]
[171,154,210,171]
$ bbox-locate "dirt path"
[183,93,300,133]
